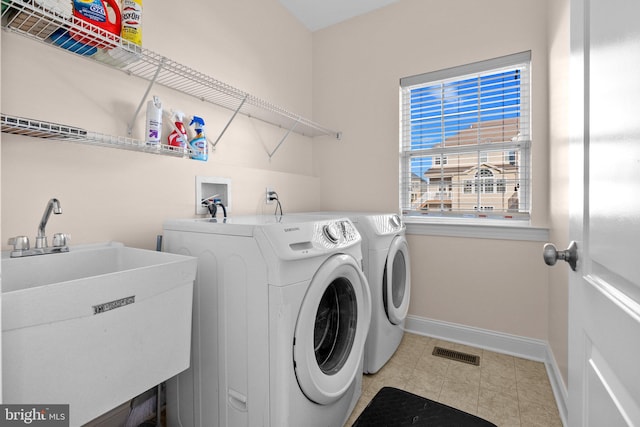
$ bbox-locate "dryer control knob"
[323,224,340,244]
[390,214,402,229]
[339,220,356,241]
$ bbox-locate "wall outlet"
[265,187,276,205]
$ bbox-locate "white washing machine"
[298,212,411,374]
[162,215,371,427]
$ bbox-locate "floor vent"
[432,346,480,366]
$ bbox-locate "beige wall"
[547,0,571,386]
[312,0,554,340]
[1,0,322,250]
[408,234,549,339]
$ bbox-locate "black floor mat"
[352,387,497,427]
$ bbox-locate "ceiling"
[278,0,399,32]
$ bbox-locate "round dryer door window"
[294,254,371,405]
[315,278,356,375]
[383,235,411,325]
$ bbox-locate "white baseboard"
[545,344,569,427]
[404,314,568,425]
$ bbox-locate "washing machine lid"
[293,254,371,405]
[163,216,262,236]
[384,235,411,325]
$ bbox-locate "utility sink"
[2,241,197,426]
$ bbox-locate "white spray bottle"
[145,95,162,146]
[167,110,188,154]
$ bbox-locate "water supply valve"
[52,233,70,247]
[8,236,30,251]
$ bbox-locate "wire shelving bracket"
[269,119,300,159]
[128,58,165,137]
[212,94,248,150]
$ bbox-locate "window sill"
[404,218,549,241]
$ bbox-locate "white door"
[567,0,640,424]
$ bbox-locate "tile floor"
[346,332,563,427]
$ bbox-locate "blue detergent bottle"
[189,116,208,161]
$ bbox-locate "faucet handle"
[52,233,70,247]
[8,236,30,250]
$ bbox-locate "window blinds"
[400,51,531,220]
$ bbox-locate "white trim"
[404,315,548,360]
[404,314,568,425]
[546,344,569,427]
[400,51,532,87]
[405,220,549,241]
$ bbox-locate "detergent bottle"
[189,116,208,161]
[167,111,188,154]
[71,0,121,49]
[120,0,142,46]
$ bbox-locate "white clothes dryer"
[298,212,410,374]
[162,215,371,427]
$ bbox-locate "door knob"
[543,241,578,271]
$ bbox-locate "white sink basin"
[2,241,197,426]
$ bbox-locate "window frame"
[399,51,532,226]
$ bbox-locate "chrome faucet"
[7,197,69,257]
[36,198,62,249]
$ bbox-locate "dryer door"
[383,235,411,325]
[293,254,371,405]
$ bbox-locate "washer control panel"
[365,213,405,236]
[259,217,362,260]
[321,220,359,246]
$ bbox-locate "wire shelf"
[1,114,195,157]
[1,0,340,144]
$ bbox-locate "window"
[400,51,531,221]
[497,179,506,193]
[434,155,448,165]
[476,168,494,193]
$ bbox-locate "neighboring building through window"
[400,51,531,221]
